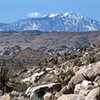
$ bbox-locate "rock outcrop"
[26,83,62,100]
[1,45,100,100]
[57,94,85,100]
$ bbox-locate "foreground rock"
[10,91,29,100]
[22,71,46,83]
[61,73,86,94]
[62,62,100,94]
[85,87,100,100]
[26,83,62,100]
[43,92,56,100]
[84,62,100,81]
[0,94,10,100]
[57,94,85,100]
[58,86,100,100]
[68,73,86,87]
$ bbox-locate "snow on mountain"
[84,26,97,31]
[64,12,70,16]
[49,13,59,18]
[0,12,100,32]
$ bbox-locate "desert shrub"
[68,54,77,59]
[63,56,69,61]
[12,82,28,92]
[37,62,43,69]
[52,57,58,65]
[55,69,74,86]
[63,54,77,61]
[0,66,9,84]
[44,58,48,66]
[11,73,19,79]
[0,61,28,93]
[86,55,100,64]
[44,58,48,64]
[0,64,12,93]
[87,47,94,52]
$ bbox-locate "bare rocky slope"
[0,43,100,100]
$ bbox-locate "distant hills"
[0,31,100,56]
[0,12,100,32]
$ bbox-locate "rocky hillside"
[0,48,51,72]
[0,44,100,100]
[0,12,100,32]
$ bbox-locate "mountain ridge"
[0,12,100,32]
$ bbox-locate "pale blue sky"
[0,0,100,23]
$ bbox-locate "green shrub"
[0,64,12,91]
[12,82,28,92]
[63,54,77,61]
[87,47,94,52]
[43,58,48,67]
[0,66,9,85]
[44,58,48,64]
[63,56,69,61]
[68,54,77,59]
[0,61,28,93]
[52,57,58,65]
[86,55,100,64]
[55,69,74,86]
[11,73,19,79]
[37,62,43,69]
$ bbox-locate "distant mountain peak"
[48,13,59,18]
[63,12,70,16]
[0,12,100,32]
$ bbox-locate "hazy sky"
[0,0,100,23]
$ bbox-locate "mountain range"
[0,12,100,32]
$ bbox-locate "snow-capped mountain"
[0,12,100,32]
